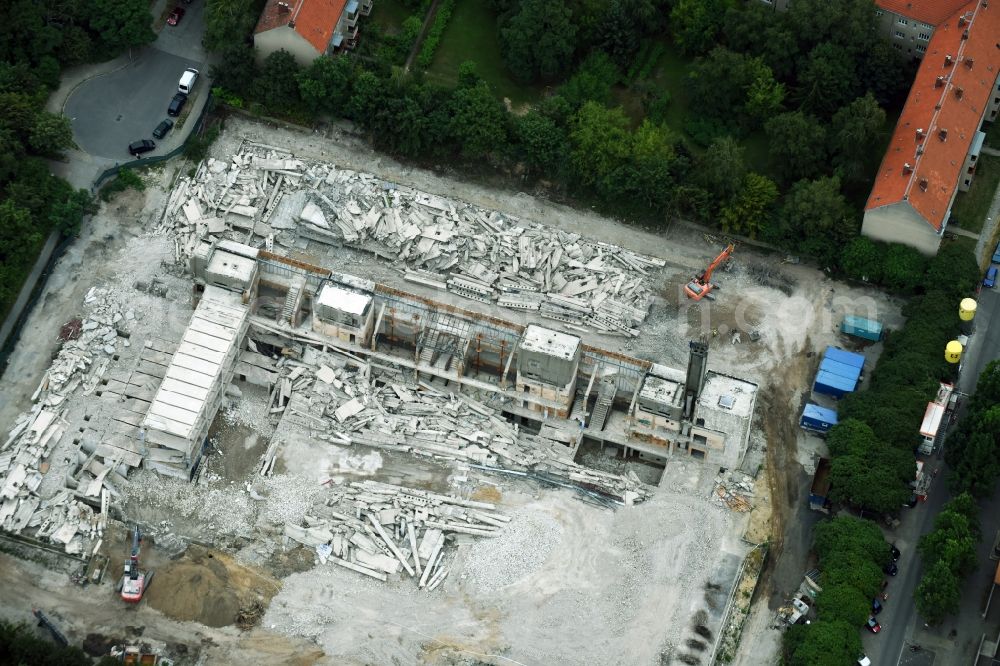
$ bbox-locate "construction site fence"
[0,94,216,376]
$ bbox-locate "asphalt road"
[863,285,1000,666]
[64,4,207,161]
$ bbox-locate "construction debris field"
[0,115,906,665]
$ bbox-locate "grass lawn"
[950,153,1000,234]
[985,119,1000,151]
[425,0,542,105]
[370,0,413,34]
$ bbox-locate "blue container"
[800,404,838,433]
[819,358,861,382]
[814,370,857,398]
[841,315,884,342]
[824,346,865,370]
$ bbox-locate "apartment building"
[254,0,373,66]
[863,0,1000,254]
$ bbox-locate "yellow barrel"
[945,340,963,363]
[959,298,977,322]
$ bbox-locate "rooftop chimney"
[955,87,964,99]
[936,75,946,87]
[966,57,975,68]
[959,15,968,26]
[962,29,970,40]
[903,163,914,174]
[939,128,949,140]
[919,178,929,191]
[945,54,954,66]
[917,128,926,140]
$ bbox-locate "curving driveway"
[65,2,209,161]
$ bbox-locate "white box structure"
[141,292,249,479]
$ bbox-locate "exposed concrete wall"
[254,30,321,67]
[862,202,943,255]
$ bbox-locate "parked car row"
[984,242,1000,288]
[126,68,198,158]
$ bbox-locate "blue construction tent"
[800,403,838,433]
[814,370,857,398]
[824,346,865,370]
[819,358,862,382]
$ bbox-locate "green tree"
[923,241,980,299]
[49,188,95,235]
[347,70,385,125]
[773,175,854,264]
[90,0,156,53]
[785,619,862,666]
[840,236,884,282]
[204,0,260,51]
[813,514,887,564]
[448,80,508,158]
[297,55,354,113]
[719,172,777,238]
[830,94,886,184]
[499,0,578,83]
[882,244,927,293]
[688,47,782,131]
[253,50,303,114]
[569,101,631,196]
[915,559,962,624]
[559,51,620,110]
[29,112,75,155]
[722,3,798,80]
[670,0,734,56]
[816,584,870,627]
[764,111,827,184]
[210,44,258,96]
[514,111,567,177]
[629,120,685,212]
[797,43,860,117]
[697,136,746,203]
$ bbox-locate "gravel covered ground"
[263,485,745,666]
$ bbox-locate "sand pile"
[145,546,281,628]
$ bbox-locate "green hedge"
[416,0,456,69]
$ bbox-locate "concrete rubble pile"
[0,287,128,555]
[258,347,650,505]
[1,407,111,556]
[283,479,508,588]
[713,469,755,512]
[160,141,665,336]
[42,287,135,402]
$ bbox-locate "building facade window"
[916,45,926,53]
[876,9,883,16]
[897,17,908,25]
[918,32,930,40]
[893,43,902,50]
[895,30,905,38]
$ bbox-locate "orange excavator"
[684,244,734,301]
[119,525,153,603]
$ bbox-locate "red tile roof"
[875,0,972,26]
[865,0,1000,231]
[254,0,347,55]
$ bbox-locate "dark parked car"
[866,616,882,634]
[152,119,174,139]
[884,562,898,576]
[890,544,901,561]
[167,6,186,25]
[128,140,155,157]
[167,92,187,117]
[872,597,883,614]
[903,494,919,508]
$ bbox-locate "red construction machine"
[120,525,153,603]
[684,244,734,301]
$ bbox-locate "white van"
[178,68,199,95]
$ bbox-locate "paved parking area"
[64,4,207,161]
